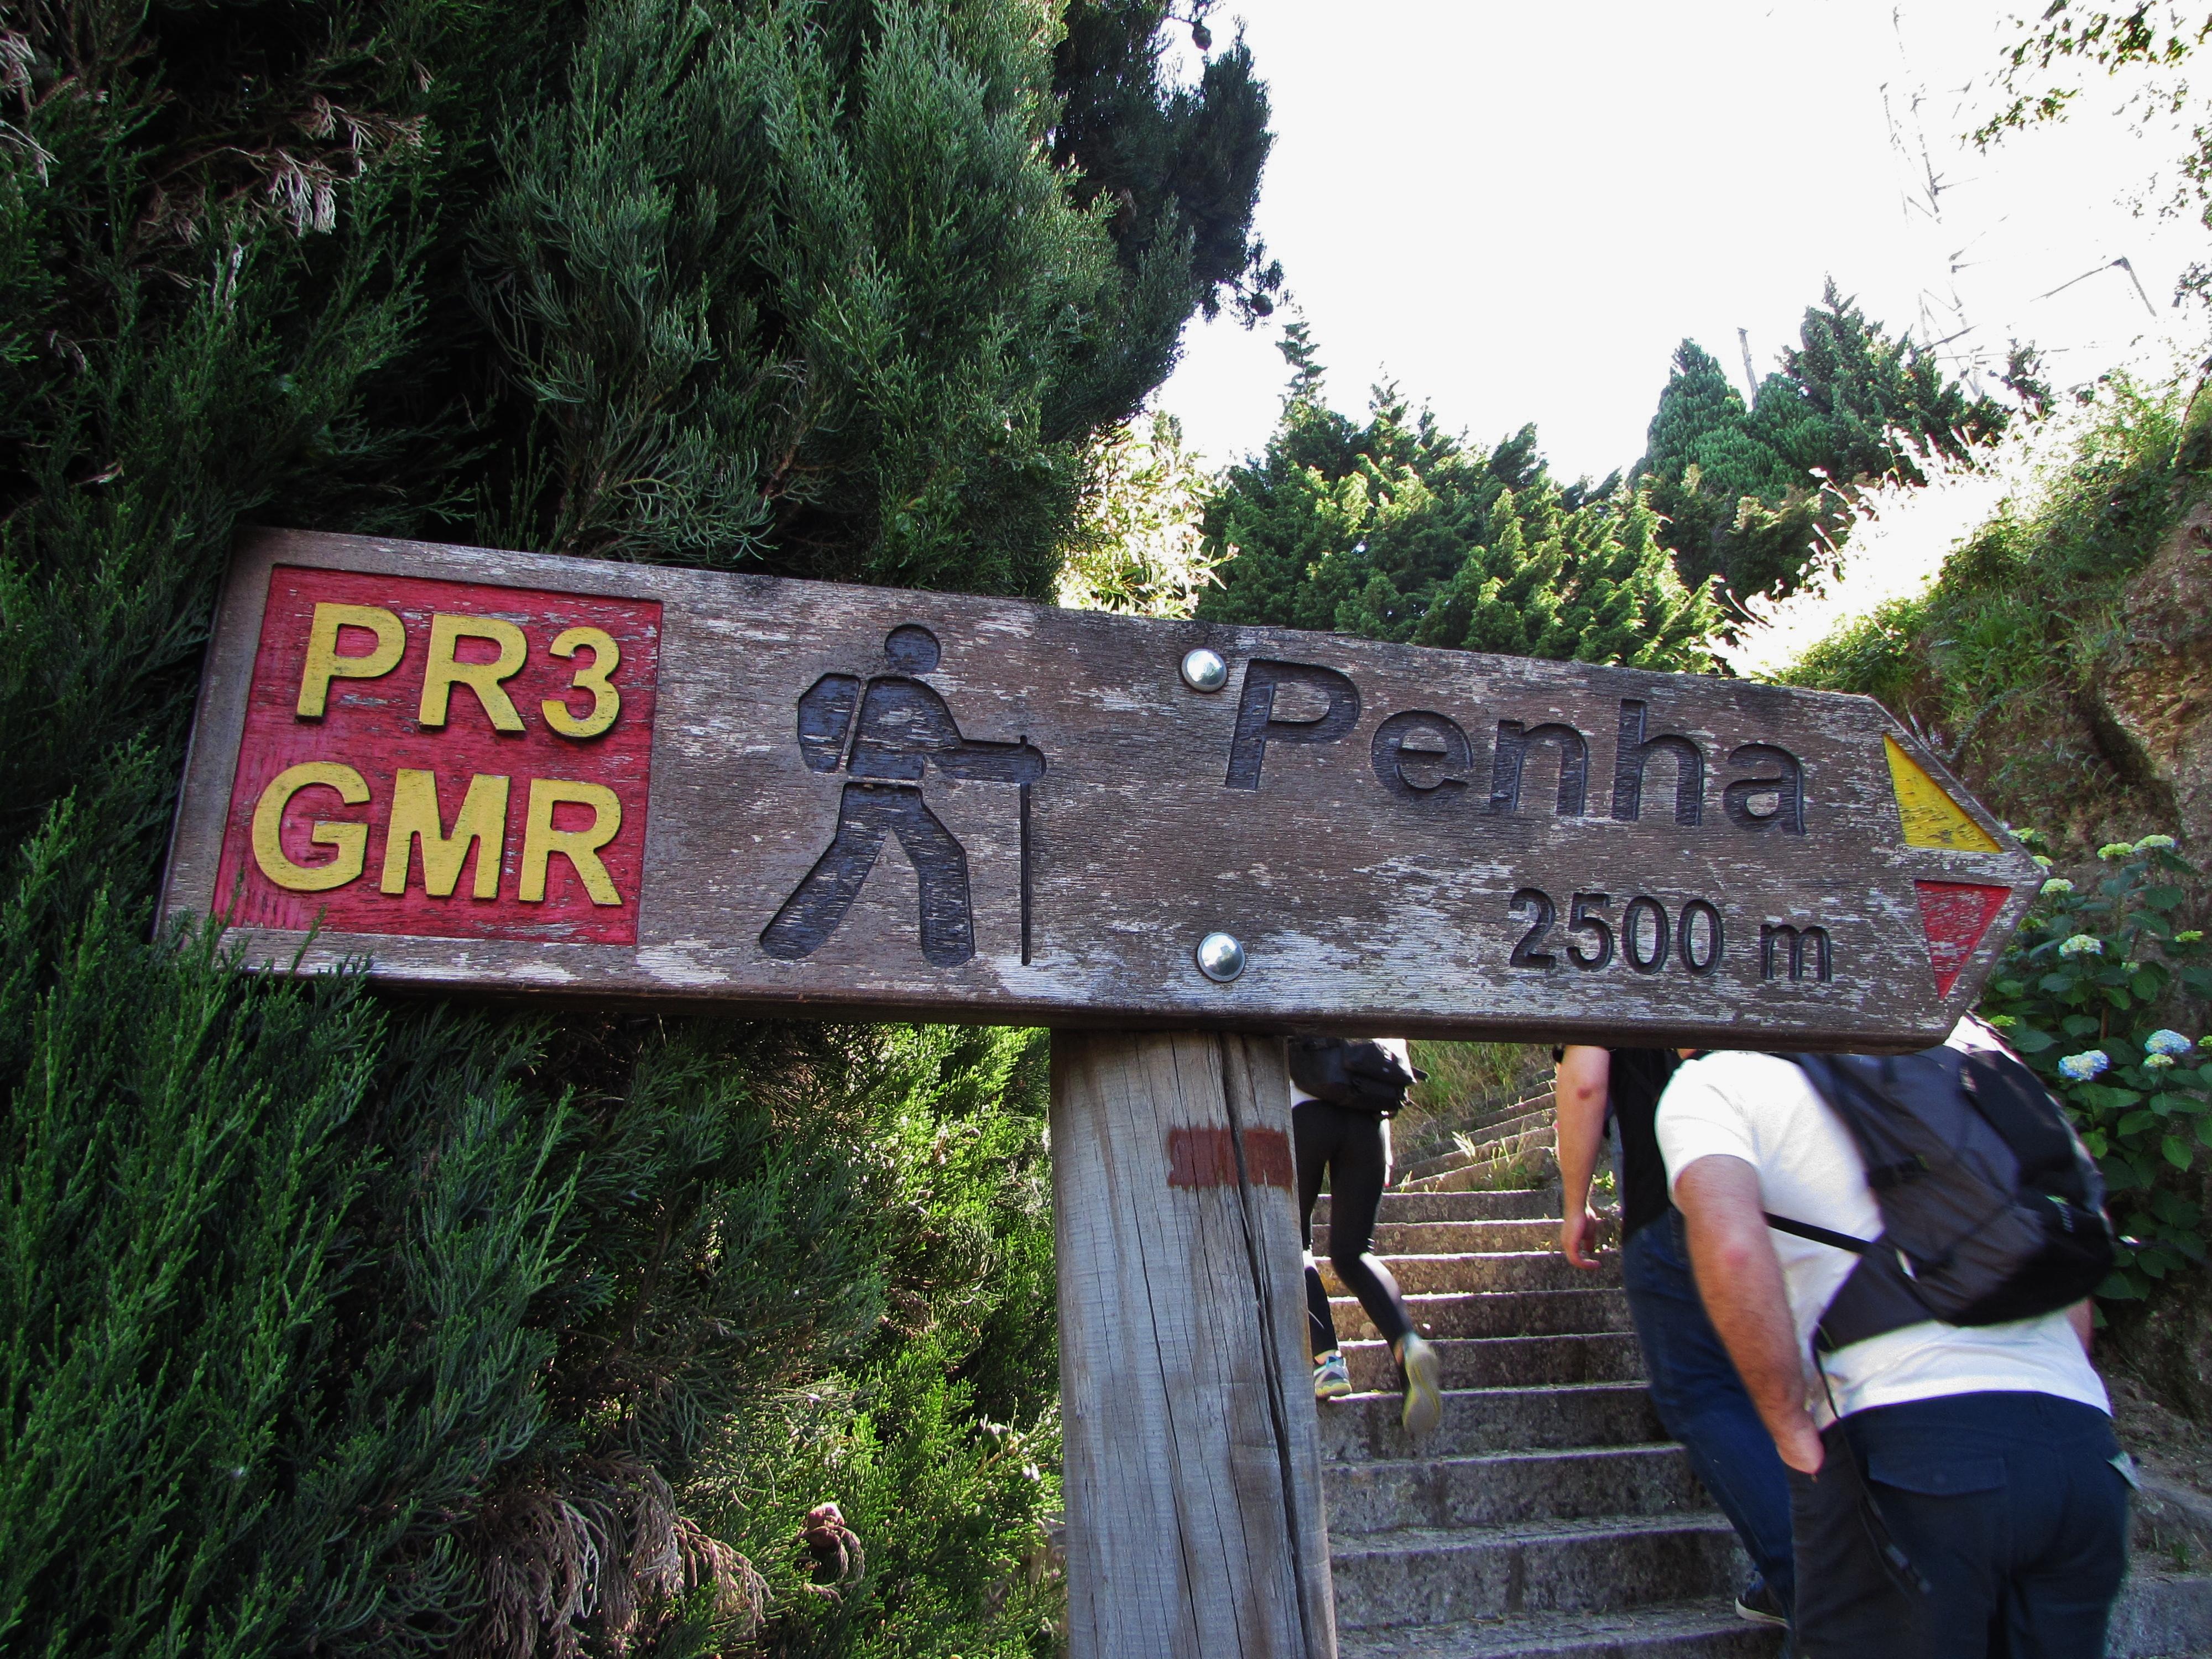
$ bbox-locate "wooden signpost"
[163,529,2046,1659]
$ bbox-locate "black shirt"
[1608,1047,1681,1241]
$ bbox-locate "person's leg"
[1620,1210,1796,1612]
[2001,1395,2130,1659]
[1326,1107,1439,1433]
[1788,1418,1918,1657]
[1292,1101,1342,1361]
[883,788,973,966]
[760,784,890,958]
[1323,1107,1412,1348]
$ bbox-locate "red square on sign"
[211,566,660,944]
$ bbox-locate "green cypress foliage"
[1641,284,2010,603]
[1197,331,1718,671]
[0,3,1268,1654]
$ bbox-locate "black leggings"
[1296,1099,1414,1351]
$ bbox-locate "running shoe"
[1312,1350,1353,1401]
[1734,1577,1790,1627]
[1395,1331,1442,1436]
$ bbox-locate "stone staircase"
[1312,1090,1777,1657]
[1309,1089,2212,1658]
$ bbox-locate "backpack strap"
[1776,1053,1946,1352]
[1763,1212,1874,1255]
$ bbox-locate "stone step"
[1337,1600,1782,1658]
[1466,1107,1558,1149]
[1317,1383,1665,1464]
[1315,1219,1566,1256]
[1342,1333,1646,1393]
[1331,1512,1747,1631]
[1326,1444,1703,1536]
[1317,1189,1559,1225]
[1465,1090,1556,1135]
[1398,1113,1557,1187]
[1405,1141,1559,1194]
[1321,1251,1617,1298]
[2109,1570,2212,1658]
[1333,1287,1632,1343]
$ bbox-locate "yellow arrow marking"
[1885,735,2001,852]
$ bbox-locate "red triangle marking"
[1913,880,2012,998]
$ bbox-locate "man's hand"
[1770,1407,1825,1475]
[1559,1203,1605,1270]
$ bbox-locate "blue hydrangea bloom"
[2042,878,2075,896]
[2057,1050,2111,1082]
[2057,935,2104,958]
[2146,1029,2193,1057]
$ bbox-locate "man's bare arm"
[1554,1047,1610,1271]
[1672,1153,1824,1474]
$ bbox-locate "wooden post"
[1051,1030,1335,1659]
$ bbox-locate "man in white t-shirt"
[1656,1023,2130,1658]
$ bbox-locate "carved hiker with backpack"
[1290,1036,1445,1437]
[1659,1017,2126,1658]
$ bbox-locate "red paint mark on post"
[1165,1126,1293,1190]
[1913,880,2012,998]
[211,565,660,944]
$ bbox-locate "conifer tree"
[0,3,1271,1655]
[1640,284,2010,603]
[1198,333,1717,670]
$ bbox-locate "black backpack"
[1771,1037,2114,1352]
[1287,1038,1424,1118]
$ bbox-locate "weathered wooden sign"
[162,528,2042,1049]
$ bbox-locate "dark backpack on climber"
[1771,1027,2115,1353]
[1287,1037,1426,1118]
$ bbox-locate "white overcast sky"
[1154,1,2209,481]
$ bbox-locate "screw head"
[1180,647,1229,693]
[1195,932,1246,982]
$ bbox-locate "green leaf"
[2146,884,2185,910]
[2097,1271,2143,1301]
[2132,971,2163,1000]
[2164,1135,2193,1170]
[2062,1014,2100,1037]
[2198,1115,2212,1148]
[2007,1025,2056,1054]
[2120,1109,2156,1135]
[2041,973,2075,995]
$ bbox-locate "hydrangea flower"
[2098,842,2135,860]
[2146,1029,2193,1057]
[2180,931,2205,944]
[2042,878,2075,896]
[2135,834,2178,852]
[2058,1051,2110,1081]
[2033,854,2055,869]
[2146,1053,2177,1070]
[2057,934,2104,958]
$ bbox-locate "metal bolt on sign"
[1196,931,1247,982]
[1180,647,1229,692]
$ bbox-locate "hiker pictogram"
[761,624,1045,967]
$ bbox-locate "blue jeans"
[1790,1392,2128,1658]
[1622,1209,1796,1610]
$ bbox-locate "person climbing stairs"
[1306,1086,2212,1658]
